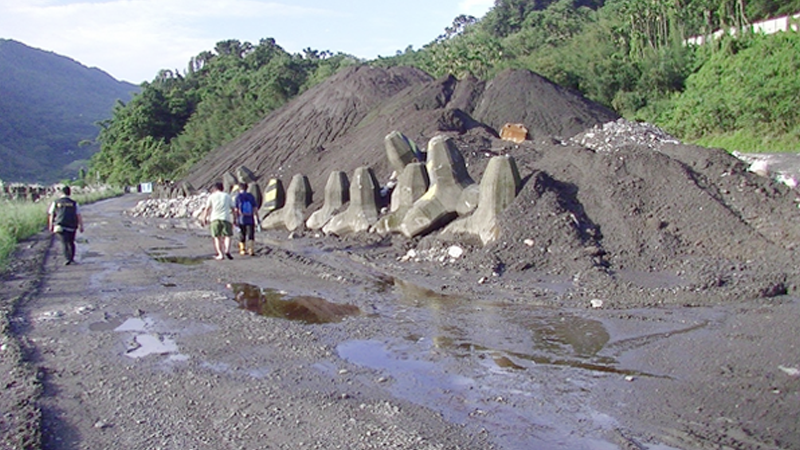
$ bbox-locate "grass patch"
[0,186,123,271]
[689,128,800,154]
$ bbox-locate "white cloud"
[0,0,492,83]
[0,0,336,82]
[457,0,494,17]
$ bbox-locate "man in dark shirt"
[48,186,84,265]
[234,183,259,256]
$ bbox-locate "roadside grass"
[692,128,800,153]
[0,187,123,271]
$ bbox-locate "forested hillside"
[377,0,800,150]
[90,39,357,185]
[90,0,800,185]
[0,39,138,184]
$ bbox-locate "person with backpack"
[48,185,84,265]
[234,182,259,256]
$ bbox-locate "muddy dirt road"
[3,194,799,449]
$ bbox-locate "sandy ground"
[2,194,799,450]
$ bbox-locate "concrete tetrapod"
[323,167,380,236]
[307,171,350,230]
[444,155,521,245]
[399,135,475,238]
[261,178,285,217]
[385,131,422,174]
[236,165,258,184]
[223,171,239,193]
[247,183,263,210]
[373,162,429,235]
[261,174,312,232]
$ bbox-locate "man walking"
[234,182,259,256]
[201,182,234,260]
[48,186,84,265]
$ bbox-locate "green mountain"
[0,39,139,184]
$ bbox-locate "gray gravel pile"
[570,118,680,152]
[126,193,208,219]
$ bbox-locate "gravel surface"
[3,194,799,449]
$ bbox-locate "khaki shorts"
[210,220,233,238]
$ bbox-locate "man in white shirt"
[201,182,234,260]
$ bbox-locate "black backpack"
[54,197,78,229]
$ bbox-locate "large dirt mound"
[183,65,618,197]
[184,65,433,192]
[181,65,800,305]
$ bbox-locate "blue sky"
[0,0,494,84]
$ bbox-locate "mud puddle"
[337,277,694,449]
[227,282,361,324]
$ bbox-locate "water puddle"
[338,339,621,450]
[153,255,207,265]
[112,316,186,360]
[227,283,361,324]
[125,334,178,358]
[336,277,682,448]
[114,317,154,332]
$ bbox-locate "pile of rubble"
[125,193,208,219]
[570,118,680,152]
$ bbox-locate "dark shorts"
[210,220,233,238]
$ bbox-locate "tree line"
[376,0,800,150]
[90,0,800,185]
[90,39,356,185]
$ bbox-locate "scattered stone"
[447,246,464,259]
[570,118,680,153]
[126,193,209,219]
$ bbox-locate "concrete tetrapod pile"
[206,132,521,244]
[306,171,350,230]
[398,135,477,238]
[322,167,381,236]
[261,174,312,232]
[444,155,521,245]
